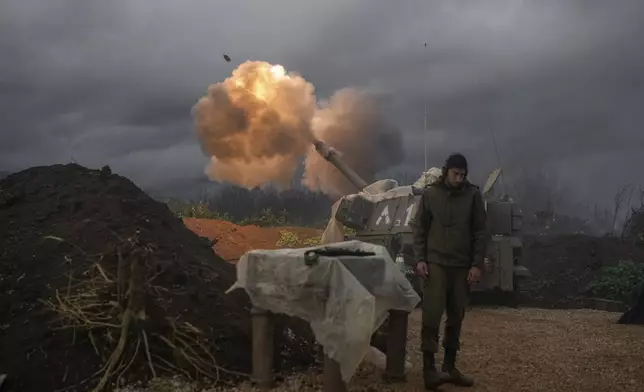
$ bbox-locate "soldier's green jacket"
[411,179,489,269]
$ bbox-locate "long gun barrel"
[313,140,369,192]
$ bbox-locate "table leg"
[252,307,275,390]
[383,309,409,382]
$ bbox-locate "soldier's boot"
[423,351,448,390]
[441,349,474,387]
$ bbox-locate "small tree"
[611,184,633,236]
[588,261,644,303]
[622,187,644,242]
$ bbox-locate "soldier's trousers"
[421,263,470,353]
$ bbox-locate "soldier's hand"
[416,261,429,278]
[467,266,482,284]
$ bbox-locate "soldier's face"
[446,168,466,187]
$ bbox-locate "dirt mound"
[183,218,322,261]
[0,164,318,392]
[520,234,644,308]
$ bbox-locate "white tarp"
[227,240,421,382]
[412,167,443,189]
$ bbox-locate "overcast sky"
[1,0,643,210]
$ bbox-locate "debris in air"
[223,54,231,62]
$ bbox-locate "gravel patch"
[120,307,644,392]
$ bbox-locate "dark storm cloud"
[1,0,643,210]
[288,0,644,210]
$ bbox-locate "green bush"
[588,260,644,303]
[302,236,322,246]
[166,199,232,221]
[275,231,322,248]
[239,208,288,227]
[344,227,357,236]
[165,199,327,230]
[276,230,301,248]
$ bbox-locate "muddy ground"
[118,307,644,392]
[182,218,321,262]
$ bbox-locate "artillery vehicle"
[314,140,530,305]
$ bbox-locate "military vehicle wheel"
[506,290,519,308]
[509,275,524,308]
[491,279,521,308]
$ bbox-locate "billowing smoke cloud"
[193,61,316,188]
[303,88,404,196]
[192,61,404,197]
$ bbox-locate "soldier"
[410,153,488,390]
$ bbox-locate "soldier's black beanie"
[445,153,468,172]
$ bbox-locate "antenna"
[489,127,508,196]
[423,42,428,171]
